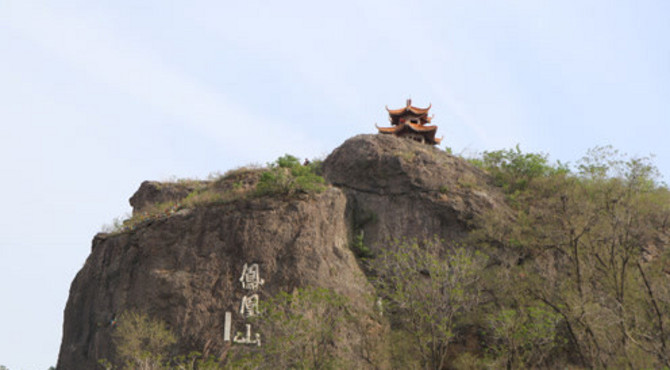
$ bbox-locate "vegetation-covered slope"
[465,145,670,368]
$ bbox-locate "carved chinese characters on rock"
[230,263,263,346]
[240,294,259,317]
[233,324,261,347]
[239,263,265,291]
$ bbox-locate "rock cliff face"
[57,134,507,369]
[323,134,507,252]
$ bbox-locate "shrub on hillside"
[476,144,568,193]
[255,154,326,196]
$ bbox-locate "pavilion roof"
[386,99,432,116]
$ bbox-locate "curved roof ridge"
[386,101,432,116]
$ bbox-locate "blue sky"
[1,1,669,368]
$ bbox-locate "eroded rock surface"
[323,134,508,251]
[129,181,204,215]
[58,189,372,369]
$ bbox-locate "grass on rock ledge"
[101,155,326,235]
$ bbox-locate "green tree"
[256,154,325,196]
[479,144,566,194]
[474,147,670,368]
[251,287,355,369]
[106,311,225,370]
[370,238,487,370]
[112,311,177,370]
[487,302,563,368]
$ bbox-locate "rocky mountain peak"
[57,134,507,369]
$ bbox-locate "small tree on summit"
[256,154,326,196]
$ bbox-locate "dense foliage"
[365,145,669,368]
[469,145,670,368]
[370,239,487,369]
[243,287,357,369]
[101,311,224,370]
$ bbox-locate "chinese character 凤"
[239,263,265,291]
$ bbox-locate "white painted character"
[239,294,260,317]
[233,324,261,346]
[239,263,265,291]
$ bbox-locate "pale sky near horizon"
[1,1,669,368]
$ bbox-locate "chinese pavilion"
[376,99,442,145]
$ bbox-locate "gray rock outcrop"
[323,134,507,252]
[58,189,371,369]
[57,134,507,369]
